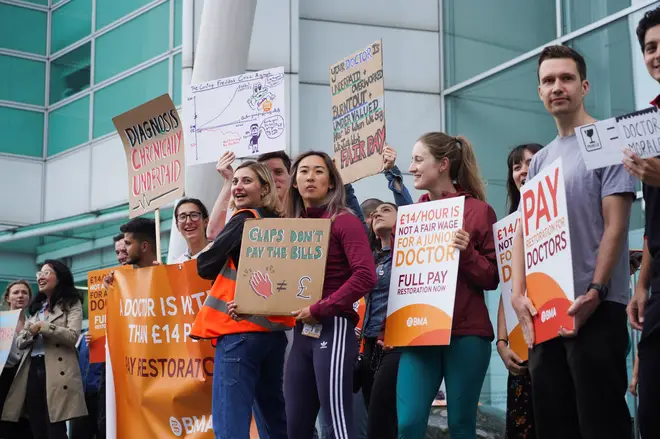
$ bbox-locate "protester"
[113,234,128,266]
[284,151,376,439]
[497,143,542,439]
[70,328,104,439]
[625,9,660,438]
[511,46,635,439]
[0,281,33,439]
[359,198,382,230]
[192,161,294,439]
[171,197,211,263]
[2,260,87,439]
[395,132,498,439]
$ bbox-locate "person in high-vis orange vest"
[191,161,294,439]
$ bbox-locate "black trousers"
[69,390,101,439]
[359,337,401,439]
[0,365,32,439]
[26,356,68,439]
[637,295,660,439]
[528,301,631,439]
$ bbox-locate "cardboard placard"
[576,106,660,170]
[493,213,527,361]
[520,157,575,344]
[329,40,386,184]
[234,218,331,316]
[183,67,287,163]
[0,310,21,371]
[113,94,185,218]
[384,198,464,347]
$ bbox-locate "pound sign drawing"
[296,276,312,299]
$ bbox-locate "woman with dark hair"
[2,259,86,439]
[172,197,212,263]
[497,143,542,439]
[0,281,33,438]
[284,151,376,439]
[396,132,499,439]
[192,161,294,439]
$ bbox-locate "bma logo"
[580,124,602,152]
[541,307,557,323]
[406,317,428,327]
[169,415,213,436]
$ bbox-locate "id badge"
[302,323,322,339]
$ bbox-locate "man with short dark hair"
[511,45,635,439]
[626,8,660,438]
[258,151,292,202]
[120,218,158,268]
[360,198,384,230]
[113,233,128,265]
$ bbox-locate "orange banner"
[108,260,215,439]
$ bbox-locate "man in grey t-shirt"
[511,46,635,439]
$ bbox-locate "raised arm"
[206,151,235,241]
[197,211,251,280]
[382,146,413,207]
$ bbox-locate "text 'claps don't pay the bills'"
[183,67,287,165]
[384,198,464,347]
[233,218,332,316]
[330,40,386,184]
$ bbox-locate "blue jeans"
[213,331,288,439]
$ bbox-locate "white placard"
[184,67,287,164]
[576,107,660,170]
[493,213,519,335]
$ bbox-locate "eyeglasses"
[176,212,202,223]
[36,270,54,279]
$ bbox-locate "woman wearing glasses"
[2,260,86,439]
[172,198,212,263]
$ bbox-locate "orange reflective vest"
[190,209,295,340]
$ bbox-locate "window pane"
[48,96,90,156]
[0,107,43,157]
[0,5,46,54]
[94,3,170,83]
[0,55,45,106]
[93,61,169,138]
[172,53,182,106]
[562,0,630,34]
[51,0,92,54]
[569,18,635,119]
[95,0,153,30]
[443,0,556,87]
[174,0,182,47]
[50,44,91,104]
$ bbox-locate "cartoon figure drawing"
[247,82,275,111]
[248,123,261,154]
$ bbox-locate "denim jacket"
[363,246,392,338]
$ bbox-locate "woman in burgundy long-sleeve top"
[284,151,376,439]
[396,132,499,439]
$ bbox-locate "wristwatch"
[588,283,609,301]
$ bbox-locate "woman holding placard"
[284,151,376,439]
[497,143,542,439]
[396,132,499,439]
[192,161,294,439]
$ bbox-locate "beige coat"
[2,301,88,423]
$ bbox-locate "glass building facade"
[0,0,656,422]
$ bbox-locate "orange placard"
[108,260,215,438]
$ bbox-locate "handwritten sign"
[88,268,111,363]
[113,94,185,218]
[384,198,464,347]
[329,40,385,184]
[493,213,527,361]
[184,67,286,163]
[234,218,331,316]
[576,106,660,170]
[520,157,575,344]
[0,310,21,371]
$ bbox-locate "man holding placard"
[626,9,660,439]
[511,46,635,439]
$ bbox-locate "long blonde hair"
[417,132,486,202]
[287,151,350,219]
[229,161,284,216]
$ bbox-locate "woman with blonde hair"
[397,132,499,439]
[192,160,294,439]
[283,151,376,439]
